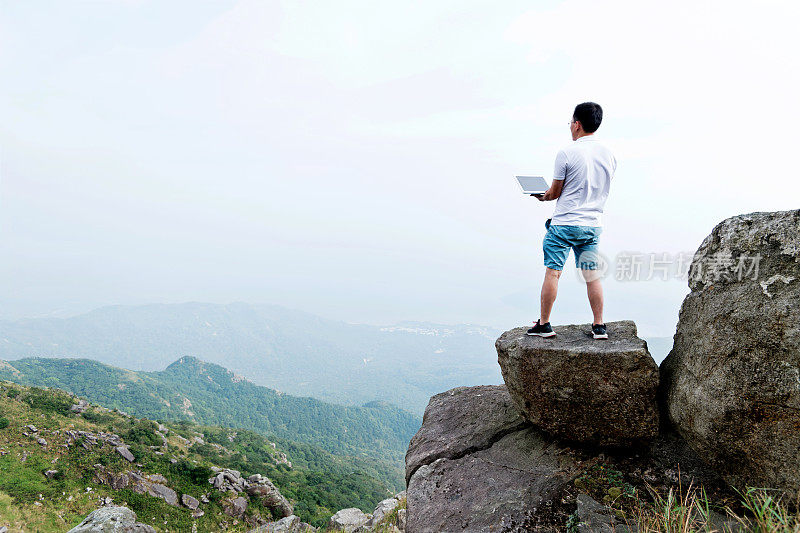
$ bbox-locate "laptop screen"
[516,176,549,193]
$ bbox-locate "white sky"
[2,0,799,336]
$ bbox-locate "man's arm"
[537,179,563,201]
[537,148,567,201]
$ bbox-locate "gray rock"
[44,469,59,479]
[223,496,248,519]
[128,472,178,506]
[71,399,89,414]
[67,505,155,532]
[93,466,130,490]
[115,446,135,463]
[147,483,178,506]
[496,321,659,446]
[396,508,406,531]
[365,496,401,527]
[247,478,294,518]
[661,209,800,494]
[405,385,585,533]
[328,508,370,532]
[575,494,633,533]
[181,494,199,510]
[405,385,528,485]
[37,438,47,447]
[249,515,301,532]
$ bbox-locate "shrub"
[168,459,213,486]
[81,410,115,425]
[21,388,73,416]
[0,417,9,430]
[125,420,160,446]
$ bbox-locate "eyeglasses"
[568,119,576,125]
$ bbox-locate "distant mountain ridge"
[0,302,505,415]
[0,302,673,415]
[0,355,420,490]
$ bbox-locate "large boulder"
[405,385,587,532]
[67,506,155,532]
[661,209,800,493]
[496,321,659,446]
[405,385,529,485]
[405,385,734,532]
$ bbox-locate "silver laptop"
[515,175,549,195]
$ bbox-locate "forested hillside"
[0,357,420,491]
[0,381,399,530]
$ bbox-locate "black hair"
[573,102,603,133]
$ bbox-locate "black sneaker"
[527,320,555,337]
[592,323,608,340]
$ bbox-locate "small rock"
[366,497,401,527]
[250,515,301,532]
[223,496,248,519]
[37,438,47,447]
[70,399,89,414]
[575,494,633,533]
[328,508,370,532]
[182,494,200,510]
[44,470,59,479]
[396,508,406,531]
[116,446,135,462]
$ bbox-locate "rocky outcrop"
[210,468,294,518]
[496,321,659,446]
[661,209,800,494]
[67,506,155,532]
[404,384,730,533]
[405,385,588,532]
[246,473,294,518]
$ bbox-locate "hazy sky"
[2,1,799,336]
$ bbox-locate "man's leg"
[583,273,604,325]
[575,228,604,326]
[539,267,562,324]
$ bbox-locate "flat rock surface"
[496,321,659,446]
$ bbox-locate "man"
[527,102,616,340]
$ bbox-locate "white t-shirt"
[550,135,616,227]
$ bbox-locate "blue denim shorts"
[543,218,602,270]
